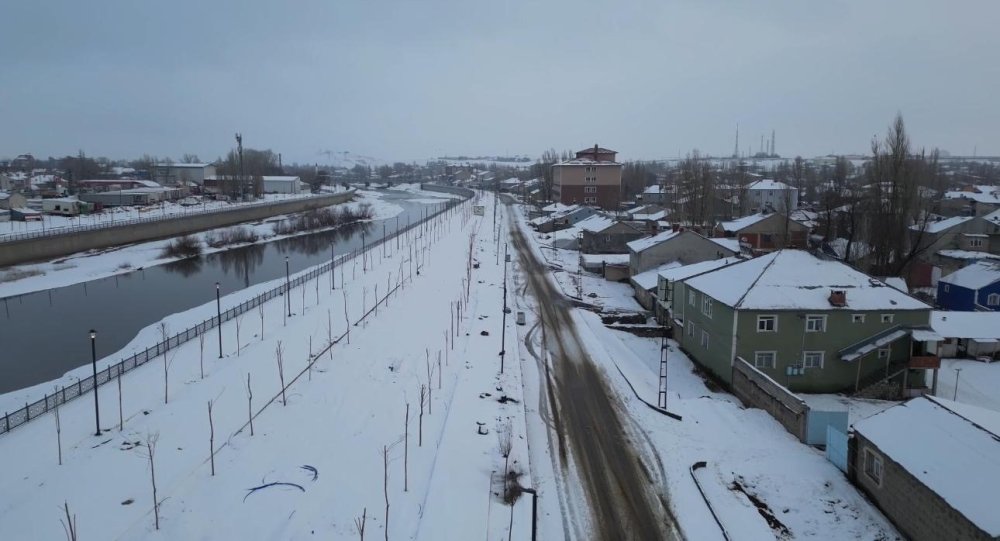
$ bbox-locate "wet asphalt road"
[509,218,679,541]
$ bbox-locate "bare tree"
[54,393,62,466]
[235,315,243,357]
[246,372,254,436]
[60,502,78,541]
[498,418,514,495]
[276,341,287,406]
[383,445,390,541]
[404,403,409,492]
[426,351,434,415]
[258,304,265,342]
[199,332,206,380]
[343,290,350,344]
[142,433,161,530]
[354,508,367,541]
[117,371,124,431]
[208,400,216,476]
[419,385,426,447]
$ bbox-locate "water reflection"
[219,244,265,289]
[163,256,204,278]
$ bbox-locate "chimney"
[828,290,847,307]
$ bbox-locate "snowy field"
[0,191,345,239]
[531,241,642,312]
[510,203,900,540]
[0,188,436,299]
[0,190,538,540]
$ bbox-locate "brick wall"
[852,434,993,541]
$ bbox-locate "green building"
[675,250,939,394]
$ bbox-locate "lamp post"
[90,329,100,436]
[216,282,223,358]
[500,244,509,373]
[285,256,292,317]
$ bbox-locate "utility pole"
[953,367,963,401]
[235,133,245,201]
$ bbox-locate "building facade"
[551,145,623,210]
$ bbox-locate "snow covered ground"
[0,190,538,540]
[0,191,345,239]
[935,358,1000,411]
[510,203,900,540]
[530,239,642,313]
[0,189,419,299]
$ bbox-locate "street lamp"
[90,329,100,436]
[216,282,223,358]
[285,256,292,317]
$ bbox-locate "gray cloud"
[2,0,998,163]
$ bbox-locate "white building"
[262,176,303,194]
[153,163,217,186]
[746,179,798,212]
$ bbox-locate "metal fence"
[0,186,472,436]
[0,192,349,244]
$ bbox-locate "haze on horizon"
[2,0,998,165]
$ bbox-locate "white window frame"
[969,238,984,248]
[805,314,827,332]
[852,314,865,323]
[688,290,696,307]
[881,314,894,324]
[700,330,709,349]
[988,293,1000,306]
[877,346,891,360]
[702,296,713,318]
[583,196,597,204]
[757,315,777,332]
[803,351,825,369]
[687,321,694,337]
[754,351,776,369]
[863,447,883,486]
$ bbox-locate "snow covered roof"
[632,210,668,221]
[541,202,575,213]
[931,311,1000,340]
[626,230,682,253]
[879,277,908,292]
[944,186,1000,205]
[658,257,743,283]
[709,237,740,253]
[631,261,683,290]
[915,215,973,234]
[937,249,1000,261]
[165,163,213,168]
[262,176,301,182]
[853,396,1000,537]
[554,158,622,166]
[580,253,629,266]
[575,214,615,233]
[718,213,772,232]
[939,260,1000,290]
[684,250,930,310]
[747,179,791,191]
[984,208,1000,225]
[643,185,668,194]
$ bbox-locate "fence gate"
[825,426,849,473]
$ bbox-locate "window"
[583,197,597,204]
[688,290,696,306]
[987,293,1000,306]
[803,351,825,369]
[700,330,709,349]
[877,346,891,359]
[687,321,695,337]
[969,238,984,248]
[584,186,596,194]
[805,314,827,332]
[881,314,894,324]
[702,296,713,318]
[757,315,777,332]
[863,448,883,486]
[943,284,950,293]
[754,351,776,369]
[852,314,865,323]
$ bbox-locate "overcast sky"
[2,1,998,164]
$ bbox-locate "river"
[0,191,445,394]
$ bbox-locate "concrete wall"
[852,433,994,541]
[731,357,809,442]
[0,192,354,267]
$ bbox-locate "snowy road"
[509,220,680,540]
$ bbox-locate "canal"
[0,191,446,394]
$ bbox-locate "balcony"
[909,354,941,370]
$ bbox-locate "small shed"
[930,311,1000,360]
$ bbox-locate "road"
[508,214,679,541]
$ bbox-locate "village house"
[851,396,1000,541]
[745,179,798,213]
[909,212,1000,288]
[551,145,623,210]
[936,260,1000,311]
[627,228,736,276]
[715,211,810,254]
[528,205,600,234]
[930,311,1000,360]
[939,184,1000,217]
[674,250,938,394]
[653,257,744,325]
[579,219,644,254]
